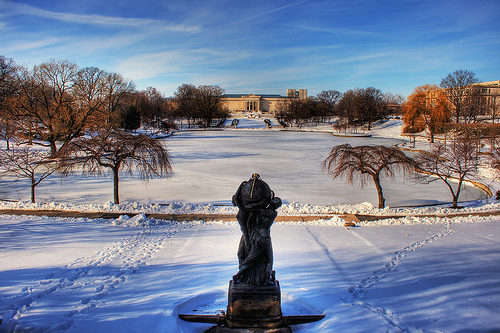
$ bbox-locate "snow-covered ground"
[1,118,499,332]
[0,118,490,209]
[1,214,499,332]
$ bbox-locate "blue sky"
[1,0,499,98]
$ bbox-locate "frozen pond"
[3,129,488,207]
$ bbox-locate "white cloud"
[116,52,189,80]
[288,24,389,39]
[115,48,253,81]
[1,0,201,32]
[215,0,308,29]
[2,36,66,54]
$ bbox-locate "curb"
[2,209,500,222]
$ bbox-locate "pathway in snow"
[0,220,193,332]
[1,215,499,332]
[344,222,454,332]
[255,222,462,332]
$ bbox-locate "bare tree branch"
[440,70,480,123]
[0,145,62,202]
[322,144,417,208]
[60,128,172,204]
[415,134,480,208]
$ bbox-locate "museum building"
[222,89,307,114]
[426,80,500,117]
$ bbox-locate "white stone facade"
[222,89,307,115]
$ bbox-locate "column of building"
[246,101,260,111]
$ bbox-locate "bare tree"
[15,59,78,155]
[174,84,228,128]
[0,56,19,149]
[73,66,108,128]
[174,83,197,128]
[322,144,417,208]
[384,92,405,116]
[12,61,136,156]
[463,85,489,124]
[440,70,480,123]
[277,98,311,127]
[335,87,387,131]
[317,90,342,119]
[489,145,500,178]
[0,145,61,203]
[311,98,331,123]
[361,87,387,130]
[61,128,172,204]
[491,93,500,124]
[0,118,19,150]
[416,135,480,208]
[337,89,361,131]
[137,87,168,129]
[102,72,136,124]
[0,56,17,92]
[193,85,228,127]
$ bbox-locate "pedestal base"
[226,280,284,329]
[179,278,324,331]
[205,326,291,333]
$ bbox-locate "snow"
[0,118,490,209]
[1,118,500,332]
[1,214,499,332]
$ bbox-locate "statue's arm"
[244,196,269,210]
[232,181,246,208]
[263,210,277,228]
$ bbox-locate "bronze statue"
[179,174,325,330]
[232,173,281,286]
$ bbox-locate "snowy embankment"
[2,198,500,220]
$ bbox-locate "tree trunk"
[31,178,36,203]
[451,179,464,208]
[113,167,120,204]
[451,194,459,208]
[49,141,57,157]
[373,174,385,208]
[492,96,497,124]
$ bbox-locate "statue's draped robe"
[236,210,274,286]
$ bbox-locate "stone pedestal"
[180,278,324,332]
[206,327,291,333]
[226,280,285,330]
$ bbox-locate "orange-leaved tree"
[403,84,451,144]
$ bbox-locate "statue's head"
[239,173,272,209]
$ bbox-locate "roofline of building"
[222,94,286,98]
